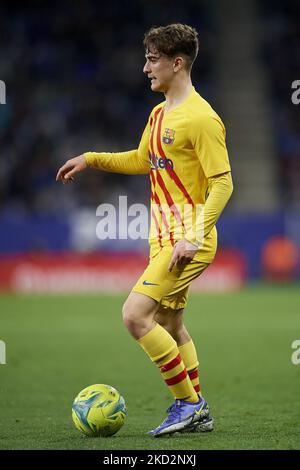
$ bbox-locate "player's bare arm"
[56,154,87,183]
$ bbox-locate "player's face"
[143,48,175,93]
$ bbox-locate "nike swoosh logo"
[142,280,159,286]
[195,404,204,416]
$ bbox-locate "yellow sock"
[178,340,202,396]
[138,324,198,402]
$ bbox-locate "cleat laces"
[164,400,183,425]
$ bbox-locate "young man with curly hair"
[57,23,233,436]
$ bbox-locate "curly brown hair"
[143,23,199,70]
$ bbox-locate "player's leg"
[154,306,201,396]
[124,248,211,436]
[154,256,210,396]
[154,298,214,433]
[122,291,198,403]
[122,292,203,436]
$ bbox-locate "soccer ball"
[72,384,127,437]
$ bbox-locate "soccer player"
[56,24,233,436]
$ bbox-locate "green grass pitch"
[0,284,300,450]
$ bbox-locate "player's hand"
[168,239,198,272]
[56,154,87,183]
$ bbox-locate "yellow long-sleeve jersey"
[85,87,233,263]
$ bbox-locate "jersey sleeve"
[84,116,151,175]
[190,114,231,178]
[185,171,233,246]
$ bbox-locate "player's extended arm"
[84,149,149,175]
[56,118,151,182]
[56,149,149,182]
[84,116,151,175]
[185,171,233,246]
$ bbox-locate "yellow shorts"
[131,246,209,310]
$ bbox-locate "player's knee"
[122,302,136,332]
[122,300,144,335]
[122,296,157,339]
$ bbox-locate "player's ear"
[173,56,184,72]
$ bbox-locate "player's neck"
[164,76,193,113]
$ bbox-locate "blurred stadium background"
[0,0,299,292]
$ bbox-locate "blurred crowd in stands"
[0,0,214,215]
[260,0,300,207]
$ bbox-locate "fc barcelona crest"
[162,128,175,145]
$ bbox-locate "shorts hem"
[131,287,161,303]
[159,300,187,311]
